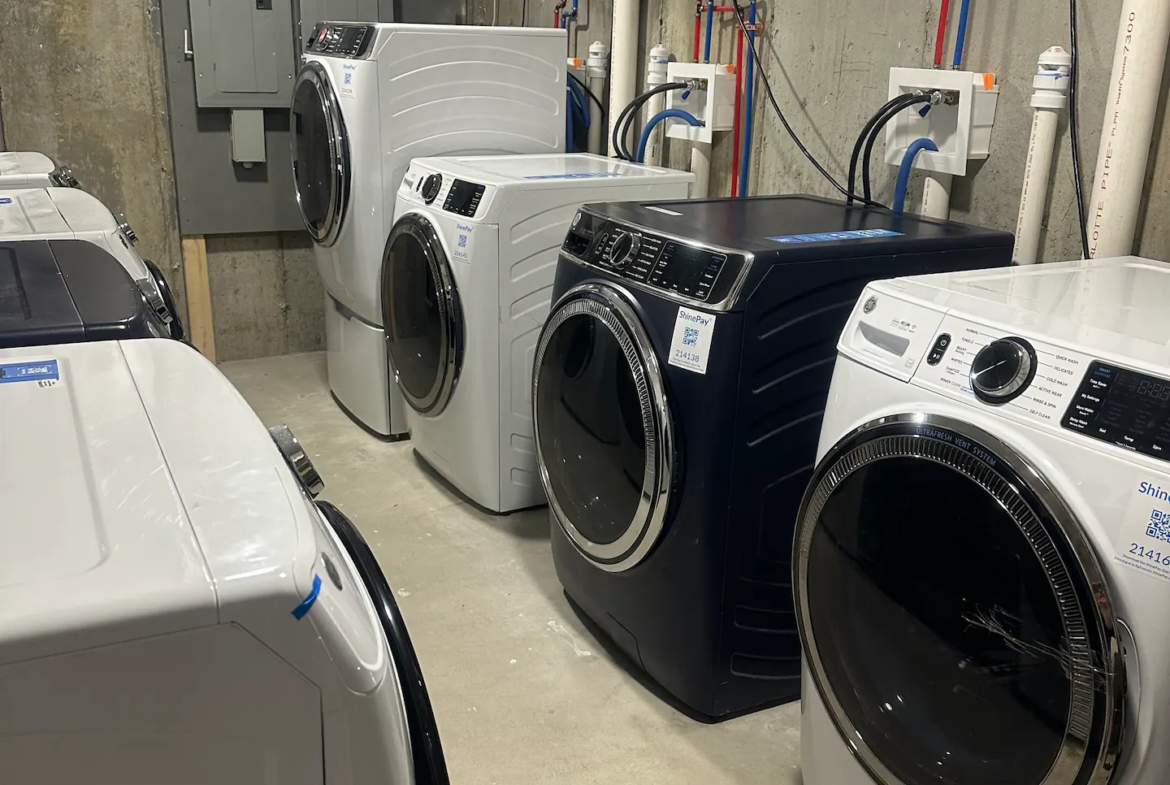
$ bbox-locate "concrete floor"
[220,351,802,785]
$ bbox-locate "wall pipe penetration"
[1013,47,1071,265]
[1088,0,1170,258]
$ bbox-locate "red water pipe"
[933,0,951,67]
[730,23,745,195]
[693,3,702,61]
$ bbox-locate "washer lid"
[0,340,217,666]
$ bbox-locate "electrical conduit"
[893,138,939,214]
[1089,0,1170,258]
[1013,47,1072,264]
[608,0,640,159]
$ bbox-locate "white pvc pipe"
[642,44,671,167]
[587,41,609,156]
[919,174,953,220]
[1088,0,1170,258]
[608,0,639,160]
[690,142,711,199]
[1014,47,1071,265]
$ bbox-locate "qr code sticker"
[458,235,468,248]
[683,326,700,347]
[1147,508,1170,543]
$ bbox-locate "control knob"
[268,424,325,498]
[422,173,443,205]
[970,337,1036,404]
[607,231,641,271]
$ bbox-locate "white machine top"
[0,340,313,665]
[875,257,1170,361]
[0,151,55,178]
[0,187,119,237]
[408,153,692,187]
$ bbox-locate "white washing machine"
[797,258,1170,785]
[384,154,692,513]
[0,188,181,338]
[0,151,79,189]
[291,22,567,438]
[0,338,447,784]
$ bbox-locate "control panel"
[306,23,375,58]
[1063,362,1170,462]
[443,180,486,218]
[560,210,746,306]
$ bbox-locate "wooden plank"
[181,235,216,363]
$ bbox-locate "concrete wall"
[0,0,325,363]
[474,0,1170,263]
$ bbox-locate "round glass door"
[382,214,463,416]
[533,283,674,572]
[795,414,1124,785]
[291,62,348,247]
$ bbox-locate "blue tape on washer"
[524,172,625,180]
[766,228,904,244]
[291,574,322,620]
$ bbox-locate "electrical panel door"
[189,0,297,109]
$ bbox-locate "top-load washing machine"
[0,239,174,348]
[533,195,1013,719]
[798,258,1170,785]
[385,153,693,513]
[0,151,79,189]
[292,22,567,438]
[0,188,182,339]
[0,337,448,784]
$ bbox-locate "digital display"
[648,242,727,301]
[1063,361,1170,462]
[443,179,485,218]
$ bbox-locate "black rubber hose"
[1069,0,1090,258]
[862,94,932,203]
[847,93,920,205]
[612,81,689,161]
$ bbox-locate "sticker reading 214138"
[1115,479,1170,583]
[668,307,716,374]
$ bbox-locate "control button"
[421,174,442,204]
[970,337,1037,405]
[607,232,641,270]
[926,333,952,366]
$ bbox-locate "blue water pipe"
[892,138,938,214]
[952,0,972,69]
[738,0,757,196]
[704,1,715,63]
[638,109,702,163]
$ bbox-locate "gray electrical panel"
[296,0,395,48]
[188,0,297,109]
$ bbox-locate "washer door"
[291,62,348,247]
[795,414,1124,785]
[382,214,463,417]
[533,283,674,573]
[316,501,449,785]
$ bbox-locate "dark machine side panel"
[716,247,1013,708]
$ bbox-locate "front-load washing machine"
[0,239,173,347]
[0,188,183,339]
[292,22,567,438]
[0,338,448,784]
[0,151,79,189]
[533,195,1013,719]
[384,153,693,513]
[797,258,1170,785]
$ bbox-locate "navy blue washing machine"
[532,195,1013,720]
[0,239,177,348]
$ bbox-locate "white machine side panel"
[378,28,567,235]
[0,189,69,235]
[0,151,54,179]
[0,625,322,785]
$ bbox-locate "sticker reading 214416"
[668,307,716,374]
[1115,479,1170,583]
[0,359,60,387]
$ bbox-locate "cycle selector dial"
[421,174,443,205]
[607,232,641,271]
[970,337,1037,404]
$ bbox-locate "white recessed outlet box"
[884,67,1001,176]
[664,62,737,145]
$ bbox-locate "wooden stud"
[181,235,216,363]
